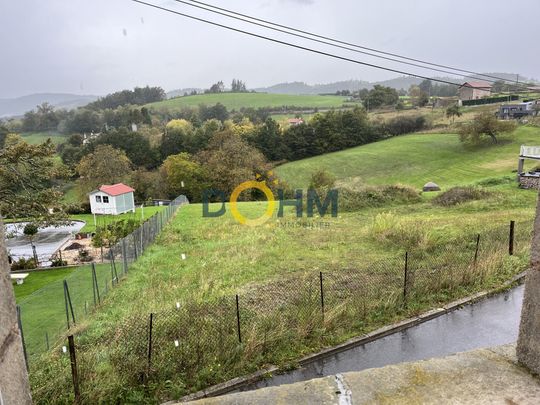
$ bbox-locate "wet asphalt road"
[240,285,524,392]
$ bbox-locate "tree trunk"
[0,218,33,403]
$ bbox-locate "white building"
[89,183,136,215]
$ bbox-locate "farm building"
[458,81,492,101]
[89,183,135,215]
[287,118,304,126]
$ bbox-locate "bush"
[309,169,336,190]
[339,184,421,212]
[64,202,90,215]
[476,176,514,187]
[11,257,37,270]
[78,249,93,262]
[433,187,491,206]
[384,115,427,136]
[50,258,68,267]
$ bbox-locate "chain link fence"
[26,219,533,403]
[17,195,188,363]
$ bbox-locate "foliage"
[76,144,132,195]
[10,257,37,271]
[161,153,210,202]
[0,136,68,225]
[21,103,64,132]
[78,249,93,262]
[0,124,8,148]
[92,219,140,248]
[383,115,427,136]
[432,186,492,206]
[50,257,68,267]
[131,169,167,201]
[409,85,429,107]
[231,79,247,92]
[196,130,267,197]
[458,112,517,144]
[89,128,159,168]
[206,81,225,94]
[87,86,165,110]
[308,169,336,190]
[364,85,399,109]
[446,104,462,122]
[339,185,421,212]
[23,223,39,238]
[248,118,289,161]
[199,103,229,122]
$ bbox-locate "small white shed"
[89,183,136,215]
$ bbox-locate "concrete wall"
[517,188,540,374]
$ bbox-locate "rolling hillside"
[275,126,540,189]
[146,92,351,111]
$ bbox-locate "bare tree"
[0,219,32,404]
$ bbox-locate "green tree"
[364,85,399,109]
[196,130,267,197]
[446,104,462,123]
[0,136,67,225]
[77,144,132,195]
[459,112,516,145]
[162,152,210,202]
[409,85,429,107]
[160,119,195,159]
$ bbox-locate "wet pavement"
[5,221,85,265]
[239,285,524,392]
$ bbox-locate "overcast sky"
[1,0,539,98]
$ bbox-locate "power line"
[169,0,481,84]
[130,0,483,90]
[178,0,525,87]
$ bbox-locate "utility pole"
[0,218,33,404]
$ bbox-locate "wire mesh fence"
[17,195,188,364]
[26,219,533,403]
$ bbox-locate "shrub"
[78,249,93,262]
[309,169,336,190]
[384,115,427,136]
[433,187,491,206]
[11,257,37,270]
[459,112,516,145]
[476,176,514,187]
[50,258,68,267]
[64,202,90,215]
[339,184,421,212]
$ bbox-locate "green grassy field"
[276,126,538,189]
[13,267,75,300]
[146,92,350,112]
[20,131,67,145]
[27,125,540,403]
[73,206,165,233]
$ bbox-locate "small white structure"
[89,183,136,215]
[11,273,29,285]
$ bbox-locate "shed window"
[103,196,109,203]
[95,196,102,203]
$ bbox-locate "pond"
[5,221,85,266]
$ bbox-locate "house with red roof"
[458,81,492,101]
[89,183,136,215]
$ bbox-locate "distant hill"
[166,88,203,98]
[252,76,462,95]
[0,93,98,118]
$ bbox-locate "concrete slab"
[182,344,540,405]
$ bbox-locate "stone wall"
[519,175,540,189]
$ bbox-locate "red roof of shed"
[99,183,135,196]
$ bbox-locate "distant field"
[276,126,538,189]
[146,92,350,111]
[20,131,67,145]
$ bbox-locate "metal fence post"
[132,233,138,260]
[509,220,515,256]
[319,272,325,320]
[235,295,242,344]
[64,280,76,328]
[16,305,28,371]
[403,252,409,308]
[122,238,128,274]
[147,313,154,380]
[92,263,100,304]
[68,335,81,403]
[45,332,49,351]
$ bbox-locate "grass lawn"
[146,93,349,112]
[73,205,165,233]
[17,263,112,357]
[276,126,539,189]
[20,131,67,145]
[13,267,75,300]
